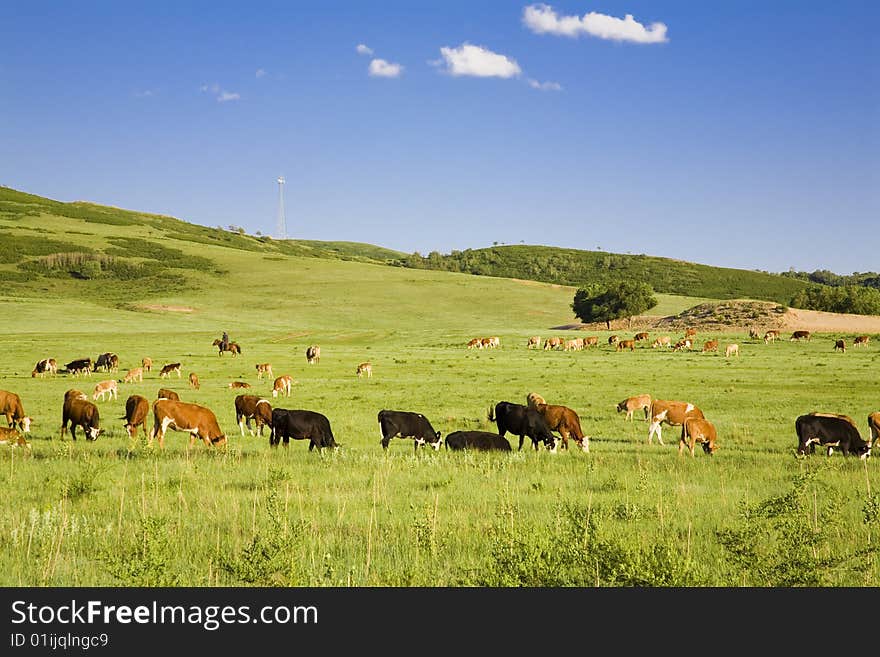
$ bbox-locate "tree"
[571,280,658,329]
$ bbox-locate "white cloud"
[522,4,668,44]
[436,43,521,78]
[527,78,562,91]
[255,68,267,78]
[368,58,403,78]
[216,91,241,103]
[356,43,374,56]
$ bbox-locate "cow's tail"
[487,405,495,422]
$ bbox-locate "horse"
[212,339,241,357]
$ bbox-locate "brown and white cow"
[228,381,251,389]
[485,336,500,349]
[679,417,718,457]
[791,330,811,342]
[234,395,273,437]
[652,336,671,349]
[543,337,564,350]
[854,335,870,348]
[356,362,373,378]
[157,388,180,401]
[868,412,880,448]
[92,380,118,401]
[648,399,705,445]
[764,330,780,344]
[122,367,144,383]
[702,340,719,353]
[272,375,293,398]
[634,332,649,342]
[60,392,101,441]
[531,402,590,452]
[306,345,321,364]
[150,399,227,448]
[616,394,652,422]
[672,339,692,352]
[466,338,482,350]
[834,339,846,353]
[189,372,200,389]
[0,390,32,433]
[0,426,30,449]
[616,339,635,352]
[608,335,619,346]
[121,394,150,441]
[255,363,273,379]
[526,336,541,349]
[724,344,739,358]
[31,358,57,378]
[142,357,153,372]
[159,362,182,378]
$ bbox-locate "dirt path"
[782,308,880,334]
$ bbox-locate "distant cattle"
[617,394,652,422]
[763,330,780,344]
[680,418,718,457]
[648,399,705,445]
[583,336,599,347]
[834,339,846,353]
[652,336,671,349]
[702,340,719,353]
[142,357,153,372]
[672,339,692,352]
[0,390,32,433]
[378,409,442,451]
[306,345,321,364]
[94,352,119,373]
[526,336,541,349]
[234,395,273,437]
[488,401,557,452]
[444,431,511,452]
[791,330,811,342]
[31,358,57,378]
[796,412,870,458]
[724,344,739,358]
[255,363,273,379]
[634,332,649,342]
[868,412,880,448]
[0,426,30,449]
[564,339,580,351]
[616,339,635,352]
[60,394,101,441]
[531,402,589,452]
[228,381,251,389]
[854,335,870,348]
[92,379,118,401]
[356,362,373,378]
[150,399,227,448]
[121,394,150,441]
[466,338,482,350]
[272,375,293,398]
[481,336,500,349]
[749,328,761,340]
[65,358,93,376]
[543,337,564,351]
[271,408,339,451]
[608,335,619,346]
[157,388,180,401]
[122,367,144,383]
[189,372,200,389]
[684,328,697,338]
[159,363,182,378]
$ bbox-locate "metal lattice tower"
[276,176,287,239]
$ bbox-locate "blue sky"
[1,1,877,273]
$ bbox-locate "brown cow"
[159,363,182,378]
[583,336,599,347]
[648,399,705,445]
[157,388,180,401]
[791,330,811,342]
[679,418,718,457]
[684,328,697,338]
[92,380,118,401]
[868,412,880,448]
[272,375,293,398]
[255,363,273,379]
[0,390,32,433]
[702,340,719,353]
[652,336,671,349]
[150,399,227,448]
[121,394,150,440]
[526,336,541,349]
[834,339,846,353]
[356,362,373,378]
[634,332,649,342]
[234,395,273,436]
[466,338,482,350]
[854,335,870,348]
[189,372,200,389]
[123,367,144,383]
[616,394,652,422]
[616,339,635,352]
[31,358,57,378]
[532,402,589,452]
[0,426,30,449]
[543,337,564,350]
[60,394,101,441]
[228,381,251,389]
[142,357,153,372]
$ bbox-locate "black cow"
[377,409,442,451]
[444,431,511,452]
[65,358,93,376]
[795,413,871,458]
[270,409,339,451]
[488,401,557,451]
[93,352,118,373]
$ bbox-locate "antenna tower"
[276,176,287,239]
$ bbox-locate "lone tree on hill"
[571,281,658,329]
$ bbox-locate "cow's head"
[86,426,103,441]
[18,416,32,433]
[211,435,228,447]
[431,431,443,450]
[701,439,717,455]
[858,444,871,460]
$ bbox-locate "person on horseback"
[221,330,229,352]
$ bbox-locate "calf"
[235,395,273,437]
[617,394,652,422]
[679,418,718,457]
[702,340,719,353]
[92,379,118,401]
[488,401,557,452]
[271,408,339,451]
[157,388,180,401]
[796,413,870,458]
[150,399,227,448]
[122,367,144,383]
[31,358,57,378]
[648,399,705,445]
[0,426,30,449]
[272,375,293,398]
[685,328,697,338]
[725,344,739,358]
[305,345,321,364]
[142,357,153,372]
[444,431,511,452]
[0,390,32,433]
[356,362,373,378]
[61,396,101,441]
[189,372,200,389]
[255,363,273,379]
[652,336,671,349]
[378,410,442,451]
[159,363,182,378]
[834,339,846,353]
[121,394,150,440]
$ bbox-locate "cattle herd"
[1,329,878,459]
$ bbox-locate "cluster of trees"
[781,268,880,289]
[571,281,658,329]
[790,285,880,315]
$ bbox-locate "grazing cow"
[617,394,652,422]
[482,336,500,349]
[749,328,761,340]
[272,375,293,398]
[608,335,619,346]
[868,412,880,448]
[526,336,541,349]
[0,426,30,449]
[543,337,564,350]
[854,335,870,348]
[647,400,705,445]
[488,402,557,452]
[306,345,321,364]
[764,330,780,344]
[121,394,150,440]
[583,336,599,347]
[834,339,846,353]
[60,396,101,441]
[444,431,511,452]
[234,395,273,437]
[157,388,180,401]
[466,338,482,350]
[531,402,589,452]
[564,339,580,351]
[212,339,241,357]
[679,418,718,457]
[652,336,671,349]
[228,381,251,389]
[616,339,635,352]
[271,408,339,451]
[725,344,740,358]
[94,352,119,373]
[525,392,546,408]
[188,372,200,389]
[150,399,227,448]
[672,339,692,352]
[122,367,144,383]
[31,358,57,378]
[159,363,182,378]
[702,340,719,353]
[92,379,118,402]
[142,357,153,372]
[377,409,442,451]
[356,362,373,378]
[65,358,93,377]
[795,413,870,458]
[791,330,811,342]
[255,363,273,379]
[0,390,32,433]
[685,328,697,338]
[634,332,649,342]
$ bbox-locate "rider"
[221,330,229,352]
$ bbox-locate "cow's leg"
[517,434,524,451]
[238,417,247,436]
[648,420,661,444]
